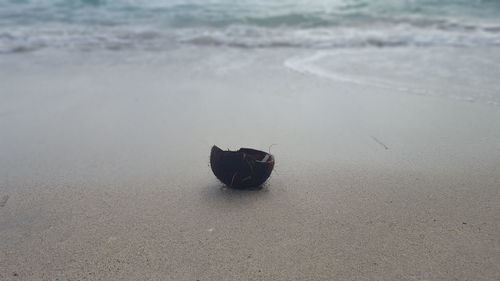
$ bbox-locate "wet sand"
[1,48,499,280]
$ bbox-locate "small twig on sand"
[371,136,389,150]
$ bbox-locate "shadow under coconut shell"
[201,183,271,208]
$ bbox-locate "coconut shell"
[210,145,275,189]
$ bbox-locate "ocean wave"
[0,26,174,54]
[179,23,500,49]
[1,19,500,54]
[3,0,500,28]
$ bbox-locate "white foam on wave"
[284,48,500,106]
[0,25,176,54]
[180,25,500,49]
[178,17,500,49]
[284,50,430,95]
[2,18,500,54]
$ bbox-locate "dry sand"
[0,48,499,280]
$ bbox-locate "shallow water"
[285,47,500,106]
[1,0,500,105]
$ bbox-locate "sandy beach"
[1,47,500,280]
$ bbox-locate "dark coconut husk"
[210,145,275,189]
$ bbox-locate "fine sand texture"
[1,48,500,281]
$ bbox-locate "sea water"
[1,0,500,105]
